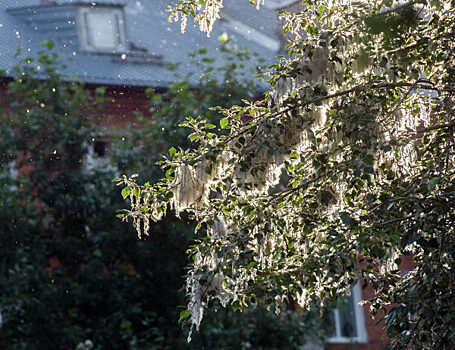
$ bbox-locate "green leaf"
[44,40,55,49]
[93,249,102,257]
[217,246,227,258]
[341,214,352,225]
[428,176,440,189]
[205,123,216,129]
[391,234,401,244]
[169,146,177,156]
[120,320,132,329]
[383,145,392,152]
[121,187,131,199]
[220,118,229,129]
[189,133,198,142]
[364,167,375,175]
[165,168,174,179]
[179,310,191,320]
[247,261,258,272]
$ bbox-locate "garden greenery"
[1,42,324,349]
[0,44,176,350]
[117,1,455,348]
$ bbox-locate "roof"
[0,0,282,88]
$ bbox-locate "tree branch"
[225,80,449,146]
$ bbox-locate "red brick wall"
[90,86,154,127]
[0,81,154,128]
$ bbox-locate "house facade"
[0,0,387,348]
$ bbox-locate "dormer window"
[77,6,127,53]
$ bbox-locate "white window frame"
[77,6,127,53]
[327,282,368,344]
[7,159,17,180]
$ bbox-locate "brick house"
[0,0,387,348]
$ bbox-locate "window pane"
[93,139,110,158]
[86,10,120,50]
[338,294,357,337]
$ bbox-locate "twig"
[378,215,413,226]
[269,171,330,203]
[415,123,455,134]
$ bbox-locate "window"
[77,6,127,53]
[93,139,110,158]
[327,282,368,344]
[83,137,115,173]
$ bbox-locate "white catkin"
[195,158,214,184]
[175,0,224,36]
[128,185,166,238]
[196,0,223,36]
[272,44,338,105]
[187,273,204,342]
[208,217,227,238]
[325,59,345,89]
[172,164,205,215]
[373,104,431,177]
[296,288,310,309]
[306,47,329,82]
[379,249,400,275]
[232,143,284,194]
[180,14,188,34]
[208,272,233,308]
[352,48,371,77]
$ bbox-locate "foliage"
[189,303,325,349]
[118,1,455,348]
[0,45,185,350]
[0,42,320,349]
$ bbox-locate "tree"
[118,1,455,348]
[1,41,324,349]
